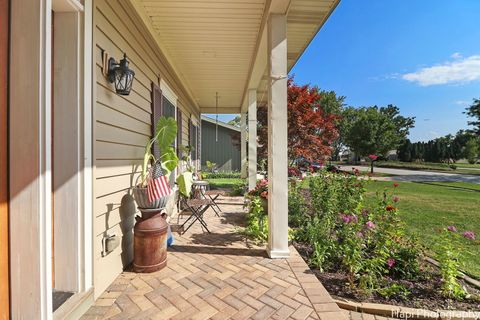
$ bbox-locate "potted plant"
[132,116,179,209]
[176,145,196,197]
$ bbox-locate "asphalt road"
[339,165,480,184]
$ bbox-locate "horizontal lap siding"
[94,0,199,298]
[201,121,241,172]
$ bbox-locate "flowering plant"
[248,179,268,199]
[437,225,476,299]
[297,172,421,292]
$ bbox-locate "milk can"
[133,209,168,273]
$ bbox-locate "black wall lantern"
[107,53,135,95]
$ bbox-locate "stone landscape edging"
[424,257,480,290]
[334,298,480,320]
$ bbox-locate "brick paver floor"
[81,196,347,320]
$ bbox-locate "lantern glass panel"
[114,68,134,95]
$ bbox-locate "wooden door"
[0,0,10,318]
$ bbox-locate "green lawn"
[204,178,245,190]
[365,180,480,278]
[455,162,480,169]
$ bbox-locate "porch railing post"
[267,13,289,258]
[240,113,247,178]
[248,89,257,191]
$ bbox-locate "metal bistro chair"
[204,189,226,216]
[192,179,225,217]
[178,179,213,234]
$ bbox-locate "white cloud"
[454,100,470,106]
[402,54,480,86]
[451,52,463,59]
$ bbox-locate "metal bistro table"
[192,180,209,199]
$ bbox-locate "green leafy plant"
[206,160,217,172]
[299,171,421,292]
[178,145,196,173]
[436,226,476,299]
[288,181,306,228]
[140,116,178,186]
[377,283,411,300]
[244,196,268,243]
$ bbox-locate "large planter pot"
[132,187,168,209]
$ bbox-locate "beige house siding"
[93,0,199,298]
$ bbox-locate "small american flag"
[147,162,171,202]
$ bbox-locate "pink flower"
[340,214,357,224]
[387,258,396,269]
[340,214,349,223]
[447,225,457,232]
[365,221,376,229]
[356,232,364,238]
[393,196,399,203]
[462,231,476,240]
[368,154,378,161]
[260,191,268,199]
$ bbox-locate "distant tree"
[257,78,340,163]
[464,139,479,164]
[341,105,415,158]
[319,90,346,160]
[465,98,480,136]
[398,139,413,162]
[227,116,241,127]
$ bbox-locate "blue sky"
[208,0,480,142]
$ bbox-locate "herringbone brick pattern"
[81,196,346,320]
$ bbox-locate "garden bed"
[290,173,480,313]
[295,243,480,311]
[244,171,479,316]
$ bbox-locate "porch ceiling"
[130,0,339,113]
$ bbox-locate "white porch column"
[267,14,289,258]
[240,113,247,178]
[248,89,257,190]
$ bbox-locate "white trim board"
[160,79,178,106]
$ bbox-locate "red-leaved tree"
[257,78,340,164]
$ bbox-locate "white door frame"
[9,0,93,318]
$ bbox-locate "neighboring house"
[386,150,398,161]
[201,116,241,172]
[1,0,339,318]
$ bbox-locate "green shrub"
[230,181,247,196]
[288,181,307,228]
[202,171,241,179]
[244,196,268,243]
